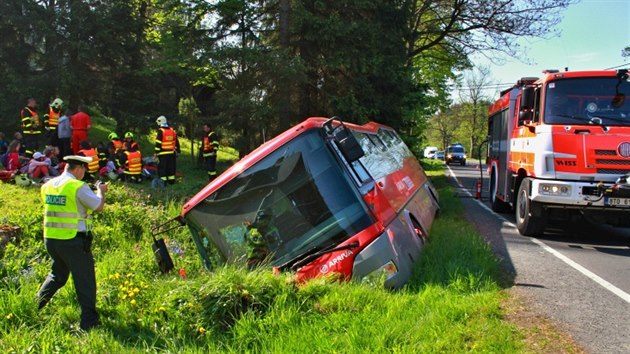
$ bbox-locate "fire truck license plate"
[605,197,630,207]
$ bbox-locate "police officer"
[36,155,108,331]
[202,123,220,181]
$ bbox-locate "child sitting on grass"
[28,152,50,180]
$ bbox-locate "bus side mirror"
[334,128,364,162]
[520,87,534,110]
[324,116,365,163]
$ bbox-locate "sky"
[467,0,630,98]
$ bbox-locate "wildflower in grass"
[198,326,207,335]
[6,313,14,320]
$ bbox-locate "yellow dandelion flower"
[6,313,14,320]
[130,299,136,305]
[198,326,207,334]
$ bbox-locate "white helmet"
[51,98,63,109]
[156,115,168,126]
[15,175,31,187]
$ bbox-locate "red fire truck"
[487,69,630,236]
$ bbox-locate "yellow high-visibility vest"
[41,178,92,239]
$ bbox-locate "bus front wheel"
[411,218,428,245]
[515,178,546,236]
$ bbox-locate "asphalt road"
[442,160,630,354]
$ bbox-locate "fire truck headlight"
[539,183,571,196]
[361,260,398,287]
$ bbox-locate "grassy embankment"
[0,117,572,352]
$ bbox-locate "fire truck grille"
[596,168,630,174]
[595,159,630,165]
[595,149,617,155]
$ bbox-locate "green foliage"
[0,133,530,352]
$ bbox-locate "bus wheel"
[515,178,546,236]
[490,171,510,213]
[411,219,428,245]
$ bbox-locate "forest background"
[0,0,580,156]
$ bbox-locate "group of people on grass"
[1,97,225,333]
[0,97,226,186]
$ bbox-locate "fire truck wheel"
[515,178,547,236]
[490,172,510,213]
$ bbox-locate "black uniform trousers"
[158,153,176,184]
[204,154,217,180]
[37,233,99,330]
[23,133,40,157]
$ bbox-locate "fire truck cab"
[487,69,630,236]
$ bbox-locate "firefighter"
[154,116,180,185]
[37,155,108,331]
[107,132,124,153]
[120,144,143,183]
[123,131,139,151]
[44,98,63,147]
[202,123,220,181]
[77,140,99,181]
[20,97,41,158]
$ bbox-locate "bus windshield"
[544,76,630,126]
[185,129,373,268]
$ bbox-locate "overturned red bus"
[181,117,440,288]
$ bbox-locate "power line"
[604,62,630,70]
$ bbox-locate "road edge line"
[446,164,630,304]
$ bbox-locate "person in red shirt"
[4,140,26,171]
[70,106,92,154]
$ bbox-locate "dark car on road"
[446,144,466,165]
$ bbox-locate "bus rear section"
[181,117,440,288]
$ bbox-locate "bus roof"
[181,117,392,216]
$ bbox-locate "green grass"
[0,117,531,353]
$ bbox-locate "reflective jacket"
[78,148,99,174]
[111,139,124,152]
[44,106,60,130]
[155,127,178,155]
[21,107,41,134]
[41,179,92,239]
[203,131,219,157]
[123,150,142,175]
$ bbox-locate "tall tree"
[457,66,492,156]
